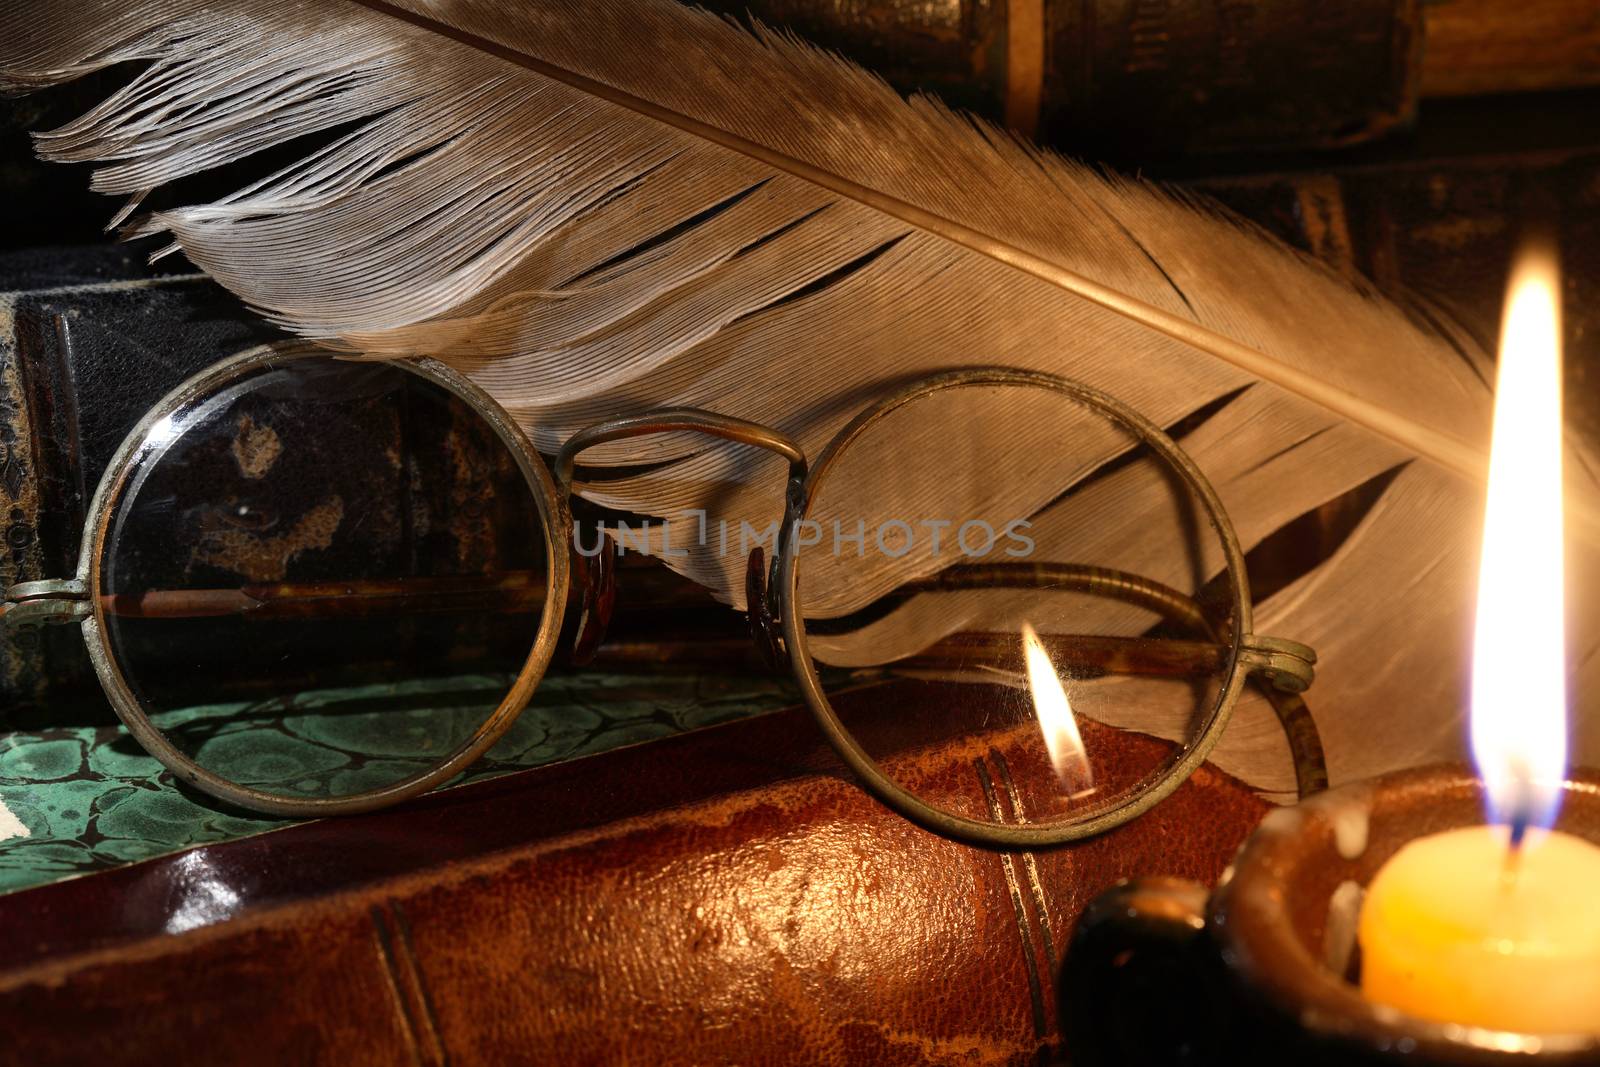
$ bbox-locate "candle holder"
[1060,763,1600,1065]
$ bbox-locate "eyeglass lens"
[96,360,550,800]
[794,381,1240,830]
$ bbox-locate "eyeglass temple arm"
[555,410,809,663]
[781,559,1326,798]
[789,560,1317,694]
[901,562,1211,635]
[1,579,91,628]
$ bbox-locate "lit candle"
[1358,240,1600,1034]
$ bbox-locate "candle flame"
[1021,622,1095,797]
[1471,240,1567,836]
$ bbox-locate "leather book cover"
[0,697,1269,1065]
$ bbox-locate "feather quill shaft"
[351,0,1487,486]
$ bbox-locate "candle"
[1360,827,1600,1033]
[1358,240,1600,1034]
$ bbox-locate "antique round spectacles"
[1,346,1318,845]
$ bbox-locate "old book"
[704,0,1600,155]
[0,249,279,708]
[4,0,1596,200]
[1190,144,1600,455]
[0,247,557,714]
[0,693,1269,1064]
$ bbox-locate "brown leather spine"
[1422,0,1600,98]
[699,0,1600,156]
[0,700,1267,1066]
[700,0,1419,155]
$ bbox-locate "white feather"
[5,0,1595,791]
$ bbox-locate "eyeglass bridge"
[1,579,89,628]
[557,406,809,671]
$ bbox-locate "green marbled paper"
[0,670,799,895]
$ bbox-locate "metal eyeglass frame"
[1,345,1318,846]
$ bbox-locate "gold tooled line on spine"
[974,756,1048,1038]
[391,901,451,1066]
[988,747,1060,980]
[371,905,429,1067]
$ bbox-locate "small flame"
[1021,622,1095,797]
[1471,240,1567,836]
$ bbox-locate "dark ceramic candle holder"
[1061,764,1600,1065]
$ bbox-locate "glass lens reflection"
[795,382,1238,829]
[99,359,548,800]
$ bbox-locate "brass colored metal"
[1239,635,1318,694]
[1,352,1323,840]
[0,598,89,627]
[1264,688,1331,798]
[779,367,1295,845]
[7,578,88,600]
[71,347,570,819]
[554,407,808,492]
[1,578,91,626]
[898,560,1320,798]
[906,560,1213,634]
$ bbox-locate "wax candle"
[1358,239,1600,1035]
[1359,826,1600,1033]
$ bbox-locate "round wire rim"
[76,344,571,818]
[778,366,1253,847]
